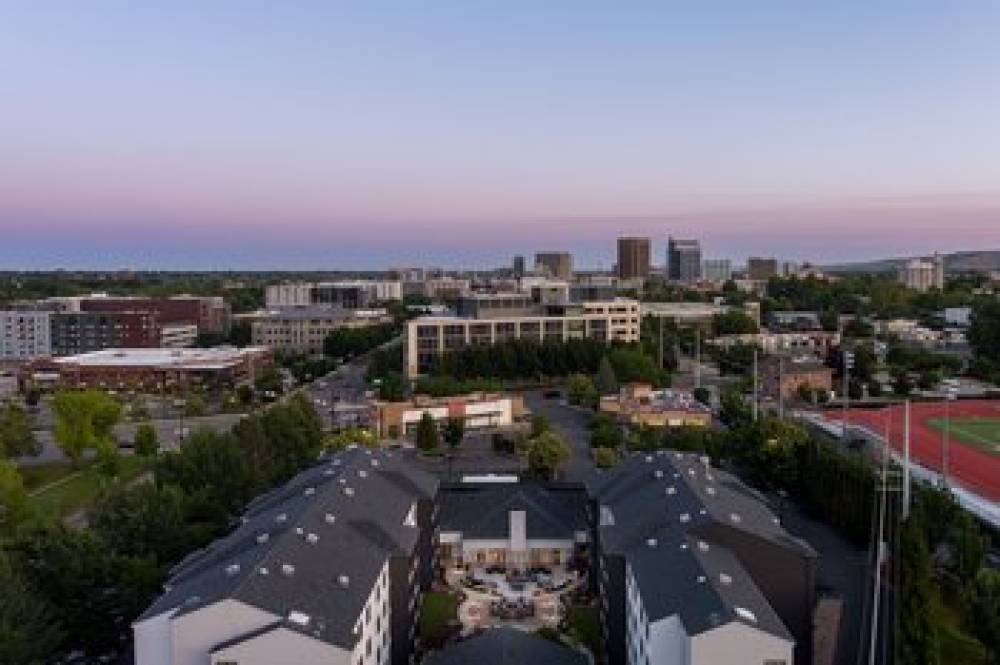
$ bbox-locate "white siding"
[210,626,351,665]
[170,599,280,665]
[689,621,793,665]
[133,609,176,665]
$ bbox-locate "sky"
[2,1,1000,269]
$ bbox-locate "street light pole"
[842,350,854,441]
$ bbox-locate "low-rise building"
[600,384,712,428]
[373,393,526,438]
[251,307,392,356]
[133,448,439,665]
[160,323,199,348]
[589,452,817,665]
[767,311,823,332]
[761,356,833,400]
[28,346,272,391]
[77,294,231,335]
[642,301,761,329]
[711,330,840,356]
[265,281,402,309]
[404,299,640,378]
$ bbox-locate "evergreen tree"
[595,356,619,395]
[0,552,62,665]
[415,412,439,451]
[0,403,39,458]
[133,422,159,457]
[966,569,1000,665]
[897,512,940,665]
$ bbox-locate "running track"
[827,400,1000,502]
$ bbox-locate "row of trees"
[0,394,325,662]
[323,322,398,359]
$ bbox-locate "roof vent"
[259,567,269,576]
[338,477,347,485]
[304,486,315,496]
[306,533,319,545]
[699,508,707,516]
[323,468,335,476]
[288,610,310,626]
[337,574,350,588]
[344,487,355,497]
[295,526,304,536]
[680,542,689,550]
[644,455,653,463]
[281,564,295,576]
[646,538,658,548]
[256,532,270,545]
[698,541,709,551]
[332,458,342,466]
[730,512,742,523]
[674,452,683,459]
[665,486,676,495]
[679,512,691,523]
[225,563,240,576]
[687,468,696,476]
[705,486,716,496]
[719,573,732,585]
[358,469,368,478]
[324,512,336,525]
[697,575,706,583]
[735,607,757,623]
[653,469,664,479]
[275,512,288,524]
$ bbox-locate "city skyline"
[3,3,1000,268]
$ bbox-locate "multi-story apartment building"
[589,452,816,665]
[50,310,161,356]
[251,307,392,356]
[77,295,231,335]
[746,257,779,281]
[667,237,702,282]
[898,254,945,292]
[0,310,52,360]
[404,297,640,377]
[617,237,651,280]
[265,281,402,309]
[133,447,439,665]
[534,252,574,280]
[702,259,732,283]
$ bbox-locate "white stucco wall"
[170,599,280,665]
[211,627,350,665]
[133,609,176,665]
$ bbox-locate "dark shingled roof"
[588,451,815,641]
[138,447,438,650]
[438,483,587,540]
[425,627,588,665]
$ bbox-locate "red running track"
[827,400,1000,502]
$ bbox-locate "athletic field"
[828,400,1000,501]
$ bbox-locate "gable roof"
[438,483,587,540]
[138,447,438,650]
[425,627,587,665]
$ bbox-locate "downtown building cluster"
[134,447,816,665]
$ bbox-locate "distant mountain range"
[822,250,1000,274]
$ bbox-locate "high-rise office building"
[512,255,526,278]
[534,252,573,280]
[702,258,732,282]
[667,237,702,282]
[616,236,651,280]
[747,257,779,281]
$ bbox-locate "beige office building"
[534,252,574,280]
[898,254,945,292]
[251,307,391,355]
[404,299,640,377]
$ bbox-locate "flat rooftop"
[54,346,268,370]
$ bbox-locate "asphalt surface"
[522,389,597,483]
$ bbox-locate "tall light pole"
[842,350,854,440]
[942,386,958,486]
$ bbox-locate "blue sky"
[2,2,999,268]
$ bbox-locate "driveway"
[523,390,596,483]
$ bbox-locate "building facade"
[265,281,402,309]
[667,238,702,282]
[617,237,651,280]
[373,393,526,438]
[599,384,713,428]
[0,310,52,360]
[251,307,392,356]
[898,255,945,292]
[702,259,733,283]
[50,310,161,356]
[79,295,231,335]
[404,299,641,377]
[534,252,574,280]
[746,258,779,281]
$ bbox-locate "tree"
[969,298,1000,364]
[0,459,33,536]
[133,422,159,457]
[595,356,619,395]
[966,569,1000,665]
[51,390,122,468]
[567,373,598,407]
[0,552,62,665]
[712,310,759,336]
[415,412,439,451]
[0,403,39,458]
[530,412,550,438]
[184,393,206,417]
[897,513,940,665]
[892,371,914,397]
[526,431,571,480]
[950,511,987,585]
[90,483,192,564]
[589,412,621,449]
[443,417,464,451]
[693,387,711,406]
[593,446,620,469]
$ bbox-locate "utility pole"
[752,347,759,422]
[868,410,892,665]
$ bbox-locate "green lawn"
[418,591,460,645]
[28,456,150,520]
[20,459,95,491]
[926,417,1000,456]
[566,603,603,660]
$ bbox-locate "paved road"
[523,390,597,483]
